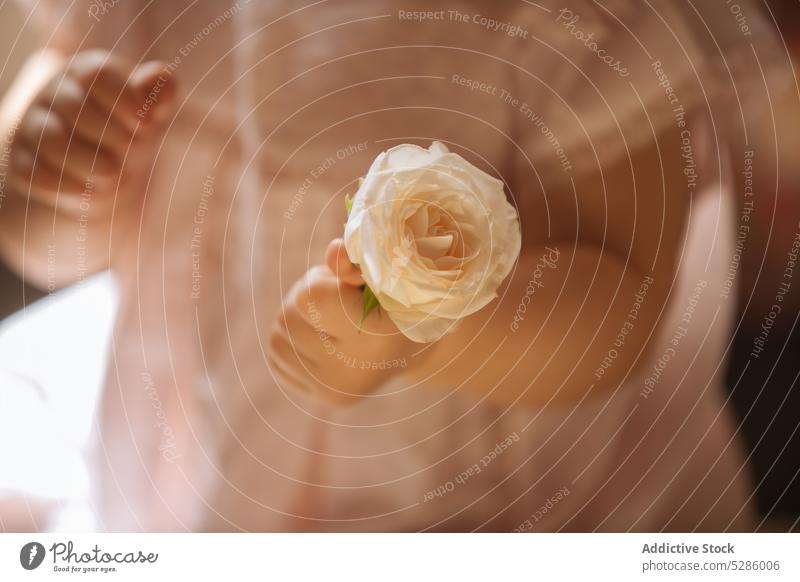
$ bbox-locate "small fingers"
[267,325,356,404]
[294,266,368,337]
[128,60,177,126]
[69,52,175,132]
[17,107,118,184]
[325,238,364,287]
[37,74,134,157]
[10,146,86,201]
[278,304,330,361]
[68,51,140,132]
[267,329,315,392]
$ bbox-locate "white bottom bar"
[1,533,798,581]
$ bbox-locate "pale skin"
[0,48,689,408]
[0,49,176,289]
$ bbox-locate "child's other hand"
[267,238,417,405]
[9,49,176,214]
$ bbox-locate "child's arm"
[419,127,692,406]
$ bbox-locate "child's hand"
[9,49,175,214]
[267,239,418,404]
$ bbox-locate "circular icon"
[20,542,46,570]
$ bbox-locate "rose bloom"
[344,141,521,343]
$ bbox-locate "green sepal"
[359,283,380,330]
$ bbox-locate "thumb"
[129,60,176,125]
[325,239,364,287]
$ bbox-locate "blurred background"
[723,0,800,532]
[0,2,798,531]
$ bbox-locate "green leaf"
[360,283,380,329]
[345,190,379,329]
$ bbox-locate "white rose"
[344,141,521,343]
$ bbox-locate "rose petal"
[343,141,521,343]
[416,234,453,260]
